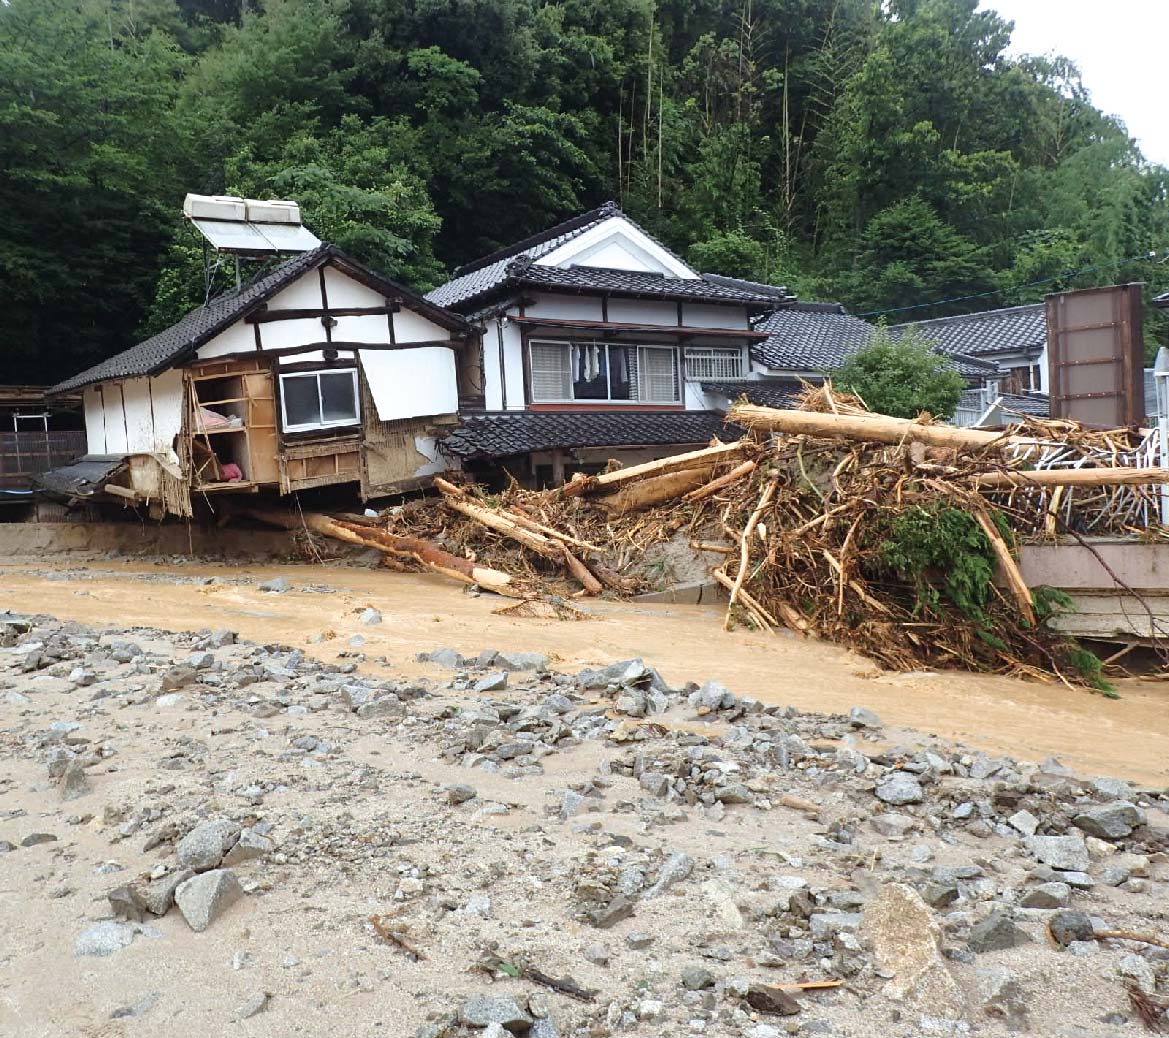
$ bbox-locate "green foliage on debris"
[871,504,1000,621]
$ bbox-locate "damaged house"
[427,201,792,483]
[45,198,471,516]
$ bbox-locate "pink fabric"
[220,462,244,482]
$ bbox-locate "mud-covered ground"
[2,565,1169,1037]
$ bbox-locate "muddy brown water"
[4,559,1168,785]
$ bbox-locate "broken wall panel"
[360,347,458,422]
[1046,284,1145,427]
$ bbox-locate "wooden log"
[557,441,745,497]
[503,509,605,554]
[971,466,1169,488]
[724,476,778,630]
[245,509,518,596]
[438,491,563,559]
[682,459,758,502]
[588,560,640,592]
[971,507,1037,626]
[729,403,1035,452]
[595,465,715,514]
[561,546,604,595]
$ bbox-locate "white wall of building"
[362,348,458,422]
[84,369,184,460]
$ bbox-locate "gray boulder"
[222,829,273,867]
[144,868,194,916]
[1072,802,1144,841]
[75,921,137,957]
[875,772,924,806]
[968,911,1033,953]
[176,818,240,872]
[458,995,533,1030]
[1023,834,1090,873]
[174,869,243,932]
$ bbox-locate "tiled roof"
[511,263,778,305]
[700,379,808,409]
[892,303,1046,358]
[50,246,467,395]
[441,410,742,460]
[751,304,996,381]
[751,305,875,370]
[995,392,1050,417]
[700,274,796,303]
[426,201,699,311]
[35,455,127,497]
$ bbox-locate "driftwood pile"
[259,386,1169,684]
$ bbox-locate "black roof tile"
[441,410,742,460]
[511,264,778,305]
[892,303,1046,358]
[50,245,467,395]
[700,379,808,409]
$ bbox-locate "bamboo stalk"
[557,441,745,498]
[724,476,779,630]
[971,466,1169,488]
[683,459,758,502]
[971,506,1037,626]
[730,403,1033,452]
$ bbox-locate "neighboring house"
[427,201,779,483]
[45,244,471,515]
[0,386,85,504]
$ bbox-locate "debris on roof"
[35,455,128,498]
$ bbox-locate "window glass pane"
[530,343,572,401]
[638,347,679,402]
[573,342,608,400]
[607,345,636,400]
[283,375,321,427]
[320,371,358,423]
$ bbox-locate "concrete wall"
[0,521,301,559]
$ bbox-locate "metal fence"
[0,430,87,489]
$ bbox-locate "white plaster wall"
[608,299,676,325]
[502,319,525,410]
[683,304,749,330]
[683,382,708,411]
[524,294,603,321]
[322,267,383,309]
[538,216,697,278]
[333,313,392,343]
[483,318,504,411]
[361,347,458,421]
[393,308,451,344]
[266,274,326,310]
[83,387,106,455]
[197,319,256,359]
[260,317,328,351]
[96,385,127,454]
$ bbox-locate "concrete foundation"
[0,521,301,559]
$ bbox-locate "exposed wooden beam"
[246,305,399,324]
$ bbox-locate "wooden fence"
[0,430,87,490]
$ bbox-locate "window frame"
[527,338,682,405]
[683,347,745,381]
[278,368,361,433]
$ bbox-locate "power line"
[855,249,1165,320]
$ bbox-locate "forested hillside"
[3,0,1168,384]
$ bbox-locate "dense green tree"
[835,326,967,418]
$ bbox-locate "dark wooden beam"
[507,316,768,339]
[246,306,400,324]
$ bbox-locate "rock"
[528,1020,559,1038]
[920,882,959,909]
[1020,882,1070,909]
[107,884,147,922]
[174,869,244,932]
[745,984,801,1017]
[75,921,137,957]
[968,911,1033,954]
[626,931,654,950]
[1073,802,1145,841]
[701,879,745,930]
[156,694,184,709]
[58,759,91,801]
[646,851,694,897]
[495,651,548,672]
[208,629,237,647]
[110,992,160,1019]
[848,706,882,729]
[356,696,406,720]
[589,896,636,929]
[20,832,57,847]
[976,967,1029,1030]
[681,966,716,990]
[1049,910,1094,947]
[639,772,670,798]
[259,577,289,593]
[144,868,194,916]
[1024,834,1090,873]
[160,666,197,692]
[221,828,273,867]
[1092,776,1133,800]
[419,647,464,669]
[458,995,534,1030]
[447,784,478,805]
[358,608,382,625]
[0,841,15,853]
[176,819,241,872]
[1007,809,1039,836]
[690,680,735,713]
[875,772,924,806]
[1118,952,1157,993]
[473,671,508,693]
[582,943,609,965]
[236,992,270,1020]
[860,883,964,1019]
